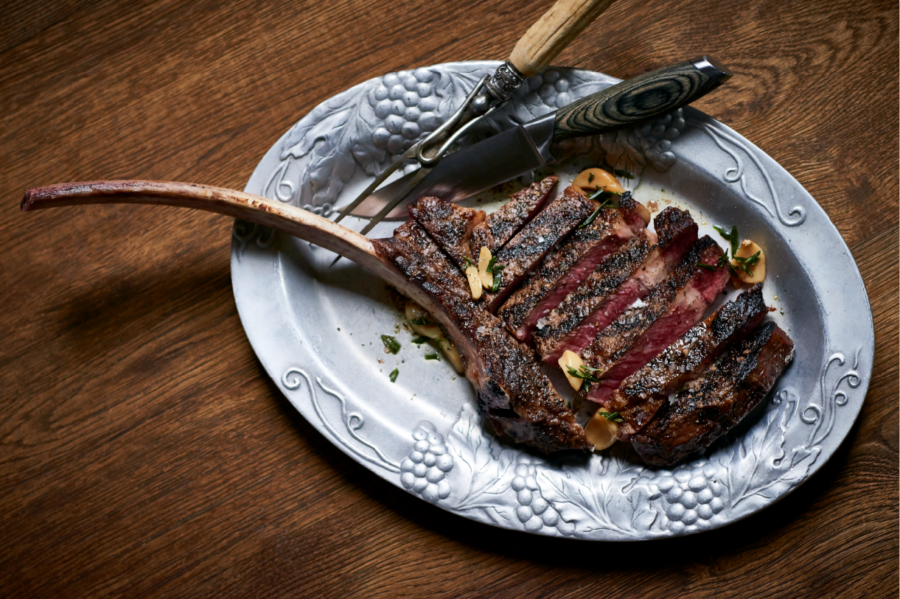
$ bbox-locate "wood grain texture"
[0,0,896,597]
[510,0,620,76]
[553,58,728,137]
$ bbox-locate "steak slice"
[498,193,650,342]
[612,284,768,440]
[582,236,730,405]
[372,220,590,453]
[533,206,697,362]
[630,322,795,467]
[486,185,595,312]
[471,176,557,253]
[409,196,485,269]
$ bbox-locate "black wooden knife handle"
[553,56,732,139]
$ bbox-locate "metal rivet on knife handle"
[552,56,734,139]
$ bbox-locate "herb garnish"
[598,410,625,423]
[614,169,634,180]
[410,317,431,326]
[731,250,761,276]
[566,365,603,383]
[462,256,476,271]
[589,187,621,201]
[381,335,401,354]
[491,264,505,293]
[579,207,602,229]
[389,368,399,383]
[411,336,430,344]
[698,249,732,271]
[424,353,440,361]
[588,172,595,183]
[713,225,740,257]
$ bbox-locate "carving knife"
[351,56,732,232]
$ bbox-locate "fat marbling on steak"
[470,176,557,253]
[372,220,591,453]
[409,196,485,269]
[533,206,697,363]
[612,283,768,440]
[631,322,794,467]
[498,192,650,343]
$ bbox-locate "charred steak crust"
[581,236,726,399]
[532,232,652,357]
[488,186,595,312]
[409,196,485,269]
[498,204,638,341]
[631,322,795,467]
[655,205,698,248]
[372,221,590,453]
[471,176,557,253]
[612,284,768,439]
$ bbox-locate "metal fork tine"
[332,153,410,225]
[358,166,432,237]
[329,166,433,267]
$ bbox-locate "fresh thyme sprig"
[381,335,401,354]
[598,410,625,423]
[713,224,740,257]
[491,264,505,292]
[579,191,617,228]
[697,250,732,271]
[731,250,761,276]
[566,364,603,383]
[614,169,634,180]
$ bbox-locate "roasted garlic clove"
[558,350,585,391]
[585,409,618,450]
[477,246,493,289]
[465,265,483,299]
[573,168,626,195]
[436,336,464,374]
[405,301,442,338]
[732,239,766,284]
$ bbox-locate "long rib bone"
[20,180,467,353]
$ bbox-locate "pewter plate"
[232,61,873,540]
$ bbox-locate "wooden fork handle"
[509,0,621,77]
[20,180,405,288]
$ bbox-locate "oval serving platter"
[232,61,873,540]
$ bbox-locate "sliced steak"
[409,196,485,269]
[372,220,590,453]
[533,206,697,362]
[486,186,595,312]
[532,232,652,360]
[498,193,650,342]
[612,284,768,440]
[582,236,729,405]
[631,322,795,467]
[471,176,557,253]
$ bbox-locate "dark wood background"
[1,0,897,596]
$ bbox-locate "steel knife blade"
[349,56,732,220]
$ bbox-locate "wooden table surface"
[2,0,897,596]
